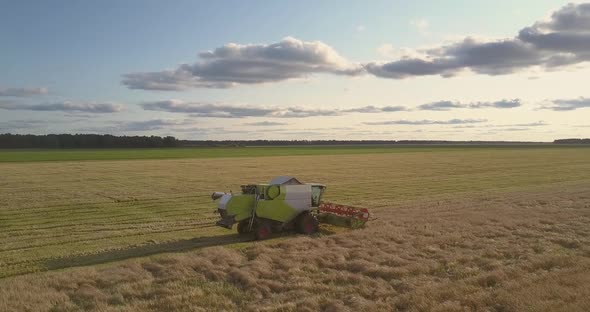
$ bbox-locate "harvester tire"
[296,212,319,235]
[254,221,272,240]
[237,219,252,234]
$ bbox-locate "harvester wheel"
[237,219,252,234]
[254,221,272,240]
[296,212,319,235]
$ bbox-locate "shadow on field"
[44,233,250,271]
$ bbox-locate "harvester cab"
[212,176,369,240]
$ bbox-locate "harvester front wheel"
[237,219,252,234]
[296,212,319,235]
[254,221,272,240]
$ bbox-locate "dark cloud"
[417,101,463,111]
[469,99,521,109]
[0,87,48,97]
[364,119,487,125]
[532,3,590,32]
[365,39,543,78]
[519,3,590,56]
[453,121,547,129]
[367,3,590,79]
[508,121,548,127]
[140,98,525,117]
[121,119,196,131]
[418,99,521,110]
[122,70,225,91]
[141,100,274,118]
[274,107,341,118]
[123,37,362,90]
[499,128,530,131]
[141,100,341,118]
[543,97,590,111]
[343,105,407,113]
[0,101,123,113]
[242,121,289,126]
[275,131,328,136]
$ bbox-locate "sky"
[1,0,589,141]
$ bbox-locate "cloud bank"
[242,121,289,126]
[418,99,521,110]
[140,100,340,118]
[0,101,124,113]
[364,119,487,126]
[122,119,195,131]
[140,97,521,118]
[0,87,48,97]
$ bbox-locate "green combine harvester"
[212,176,369,240]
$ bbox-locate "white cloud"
[123,37,363,90]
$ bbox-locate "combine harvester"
[212,176,370,240]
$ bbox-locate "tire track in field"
[0,217,221,247]
[0,200,214,230]
[0,223,219,253]
[0,212,219,243]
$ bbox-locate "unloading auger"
[211,176,370,240]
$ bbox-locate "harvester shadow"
[44,233,250,271]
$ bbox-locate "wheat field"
[0,147,589,311]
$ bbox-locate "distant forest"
[0,134,178,148]
[0,133,588,148]
[553,138,590,144]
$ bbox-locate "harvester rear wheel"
[237,219,252,234]
[254,221,272,240]
[296,212,319,235]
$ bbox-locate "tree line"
[553,138,590,144]
[1,133,588,148]
[0,134,179,148]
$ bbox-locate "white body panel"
[284,184,312,213]
[218,194,232,210]
[270,176,302,185]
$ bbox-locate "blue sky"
[1,0,589,140]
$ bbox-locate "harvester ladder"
[247,189,260,231]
